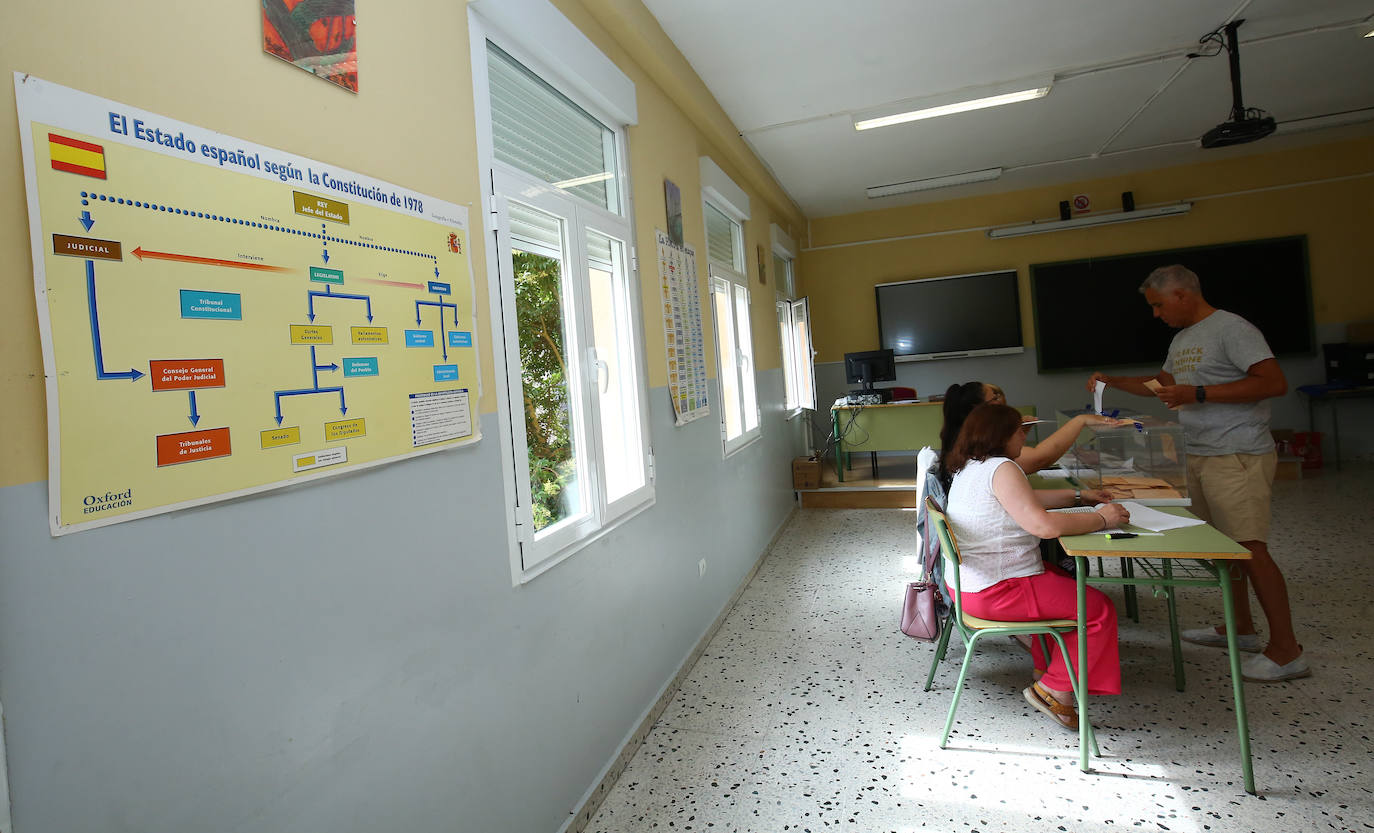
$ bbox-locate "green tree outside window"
[513,251,578,530]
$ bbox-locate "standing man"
[1087,264,1308,682]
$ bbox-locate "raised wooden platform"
[797,453,920,509]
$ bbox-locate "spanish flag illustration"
[48,133,106,179]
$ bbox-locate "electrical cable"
[1187,21,1272,123]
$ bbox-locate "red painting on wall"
[262,0,358,93]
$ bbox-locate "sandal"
[1023,680,1078,730]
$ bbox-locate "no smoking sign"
[1071,193,1091,212]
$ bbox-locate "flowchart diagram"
[17,75,481,534]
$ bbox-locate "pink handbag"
[900,580,941,641]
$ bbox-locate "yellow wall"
[800,137,1374,362]
[0,0,805,488]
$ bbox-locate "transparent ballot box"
[1055,409,1190,506]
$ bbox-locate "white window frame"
[771,224,814,417]
[470,1,654,583]
[701,158,759,456]
[777,295,816,416]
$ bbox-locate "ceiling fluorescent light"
[987,203,1191,239]
[866,167,1003,198]
[1275,108,1374,135]
[1365,27,1374,37]
[552,171,613,189]
[855,86,1050,131]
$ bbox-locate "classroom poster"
[656,230,709,425]
[15,74,480,535]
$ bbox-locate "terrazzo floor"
[586,464,1374,833]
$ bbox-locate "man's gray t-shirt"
[1163,309,1275,456]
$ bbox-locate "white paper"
[1050,504,1126,534]
[1093,380,1106,414]
[1115,501,1206,532]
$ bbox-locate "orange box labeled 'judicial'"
[148,359,226,391]
[156,427,231,467]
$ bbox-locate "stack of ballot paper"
[1115,501,1206,532]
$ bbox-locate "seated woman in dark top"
[935,381,1125,493]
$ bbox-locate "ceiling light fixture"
[1364,27,1374,37]
[987,203,1191,239]
[552,171,613,189]
[1274,108,1374,135]
[866,167,1003,198]
[854,86,1051,131]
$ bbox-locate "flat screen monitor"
[844,349,896,393]
[876,270,1023,361]
[1030,236,1313,372]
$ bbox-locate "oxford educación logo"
[83,488,133,514]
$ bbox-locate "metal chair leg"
[924,617,953,692]
[941,631,984,748]
[1046,631,1101,758]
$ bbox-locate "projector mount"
[1193,19,1276,148]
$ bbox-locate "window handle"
[588,347,609,394]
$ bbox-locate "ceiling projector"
[1201,117,1276,148]
[1199,19,1275,149]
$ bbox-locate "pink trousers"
[956,564,1121,695]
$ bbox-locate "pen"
[1106,532,1166,538]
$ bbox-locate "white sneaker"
[1242,652,1311,683]
[1180,627,1262,653]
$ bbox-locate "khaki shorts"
[1185,451,1276,542]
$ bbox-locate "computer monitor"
[844,349,896,395]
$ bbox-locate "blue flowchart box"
[343,357,378,377]
[180,290,242,320]
[433,364,459,382]
[405,330,435,347]
[428,281,452,295]
[448,331,473,348]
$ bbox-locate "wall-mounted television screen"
[875,269,1023,362]
[1030,236,1313,372]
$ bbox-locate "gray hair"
[1139,264,1200,295]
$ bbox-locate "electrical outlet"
[698,558,707,578]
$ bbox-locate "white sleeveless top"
[946,457,1043,593]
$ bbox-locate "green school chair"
[923,496,1099,755]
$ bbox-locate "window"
[777,296,815,413]
[701,164,759,455]
[772,251,795,299]
[770,225,814,413]
[473,13,652,576]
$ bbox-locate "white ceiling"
[639,0,1374,218]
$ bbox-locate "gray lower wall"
[0,371,803,833]
[817,321,1372,462]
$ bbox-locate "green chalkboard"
[1030,236,1313,372]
